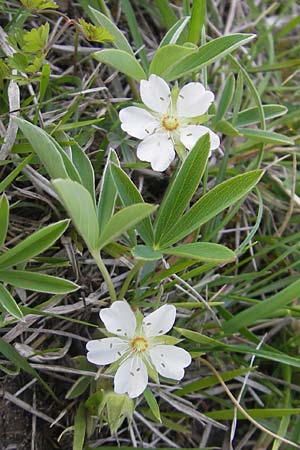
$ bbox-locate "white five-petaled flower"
[86,301,191,399]
[119,74,220,171]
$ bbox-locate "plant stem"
[118,260,144,300]
[91,250,117,302]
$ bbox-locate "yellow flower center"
[161,114,179,131]
[130,336,148,353]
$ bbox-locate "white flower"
[119,74,220,171]
[86,301,191,399]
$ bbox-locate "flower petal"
[137,133,175,171]
[100,301,136,338]
[180,125,220,151]
[119,106,159,139]
[140,74,171,114]
[142,304,176,337]
[114,356,148,398]
[149,344,191,380]
[86,337,128,365]
[177,82,214,118]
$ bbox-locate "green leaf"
[52,179,100,251]
[216,74,235,122]
[110,163,154,245]
[73,403,86,450]
[132,245,163,261]
[159,16,190,47]
[78,18,113,43]
[0,154,33,195]
[66,376,90,400]
[20,0,57,9]
[23,23,49,53]
[222,278,300,335]
[159,170,263,248]
[0,195,9,247]
[0,283,23,320]
[175,367,256,397]
[154,134,210,245]
[71,143,95,204]
[229,105,287,127]
[151,34,255,81]
[206,408,300,421]
[15,118,68,179]
[0,270,79,294]
[143,388,161,423]
[98,203,157,249]
[149,44,197,78]
[93,49,146,81]
[89,7,134,54]
[0,336,56,398]
[164,242,236,263]
[98,149,118,233]
[0,220,69,269]
[237,128,294,145]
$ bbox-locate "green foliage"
[23,23,49,53]
[78,18,113,43]
[20,0,57,9]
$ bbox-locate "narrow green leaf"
[93,49,146,81]
[187,0,206,45]
[98,149,118,232]
[89,7,134,54]
[154,134,210,244]
[53,179,100,251]
[159,16,190,47]
[0,154,33,195]
[222,278,300,335]
[0,283,23,320]
[154,0,178,29]
[149,44,197,78]
[0,270,79,294]
[0,195,9,247]
[216,74,235,122]
[159,170,263,248]
[73,403,86,450]
[66,376,90,400]
[132,245,163,261]
[230,105,288,127]
[143,388,161,423]
[164,242,236,263]
[98,203,157,249]
[110,163,154,245]
[0,336,56,397]
[237,128,294,145]
[71,142,96,204]
[15,117,68,179]
[0,220,69,269]
[121,0,149,70]
[152,34,255,81]
[207,408,300,421]
[175,366,256,396]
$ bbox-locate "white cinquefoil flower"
[86,301,191,398]
[119,74,220,171]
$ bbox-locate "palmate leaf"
[157,170,263,248]
[154,133,210,244]
[23,23,49,53]
[78,19,113,43]
[20,0,58,9]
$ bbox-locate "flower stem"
[118,260,144,300]
[91,250,117,302]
